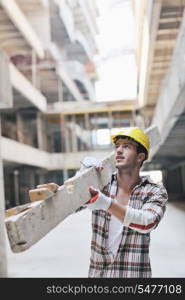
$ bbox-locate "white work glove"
[85,186,112,211]
[76,156,103,175]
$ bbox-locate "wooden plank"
[155,40,176,49]
[5,152,116,253]
[159,17,182,23]
[5,126,159,253]
[162,1,185,7]
[157,28,178,35]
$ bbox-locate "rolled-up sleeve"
[123,185,168,234]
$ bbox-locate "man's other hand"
[85,186,112,211]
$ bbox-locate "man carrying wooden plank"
[83,127,168,278]
[32,127,168,278]
[5,126,167,278]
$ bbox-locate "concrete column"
[77,117,84,151]
[19,166,36,204]
[84,113,91,148]
[93,113,99,149]
[13,169,20,206]
[36,112,47,150]
[71,115,78,152]
[16,112,24,143]
[0,50,13,109]
[32,50,40,89]
[58,78,63,102]
[0,115,8,277]
[60,115,66,153]
[64,121,70,153]
[164,167,183,201]
[63,169,68,181]
[181,164,185,197]
[36,171,45,186]
[108,111,113,145]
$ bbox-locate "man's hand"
[76,157,104,176]
[80,157,104,171]
[36,183,59,193]
[85,186,112,211]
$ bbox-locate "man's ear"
[137,152,145,165]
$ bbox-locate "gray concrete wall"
[163,167,185,202]
[0,117,8,277]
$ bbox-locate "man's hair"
[115,136,147,166]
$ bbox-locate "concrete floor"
[6,202,185,278]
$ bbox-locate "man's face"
[114,138,139,170]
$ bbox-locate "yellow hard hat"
[111,127,150,158]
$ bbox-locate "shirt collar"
[111,172,153,187]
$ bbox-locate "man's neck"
[117,169,141,193]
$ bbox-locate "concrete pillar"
[13,169,20,206]
[32,50,40,89]
[93,113,99,149]
[77,117,84,151]
[0,50,13,109]
[164,167,183,201]
[0,116,8,277]
[16,112,24,143]
[108,111,113,145]
[19,166,36,204]
[84,113,91,148]
[64,126,70,152]
[36,112,47,150]
[63,169,68,181]
[181,164,185,197]
[71,115,78,152]
[60,114,66,153]
[58,78,63,102]
[64,116,70,153]
[37,171,45,186]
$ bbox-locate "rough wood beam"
[159,21,181,30]
[151,69,166,75]
[153,56,171,62]
[155,40,176,48]
[159,17,182,23]
[148,84,160,88]
[0,23,16,32]
[154,48,173,56]
[152,62,170,68]
[150,74,166,80]
[0,31,21,40]
[157,28,178,35]
[162,0,185,6]
[157,33,178,40]
[148,87,159,93]
[5,152,116,252]
[0,38,28,48]
[0,50,13,109]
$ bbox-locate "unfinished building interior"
[1,0,185,278]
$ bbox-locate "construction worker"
[41,127,168,278]
[81,127,168,278]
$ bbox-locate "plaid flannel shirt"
[88,173,168,278]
